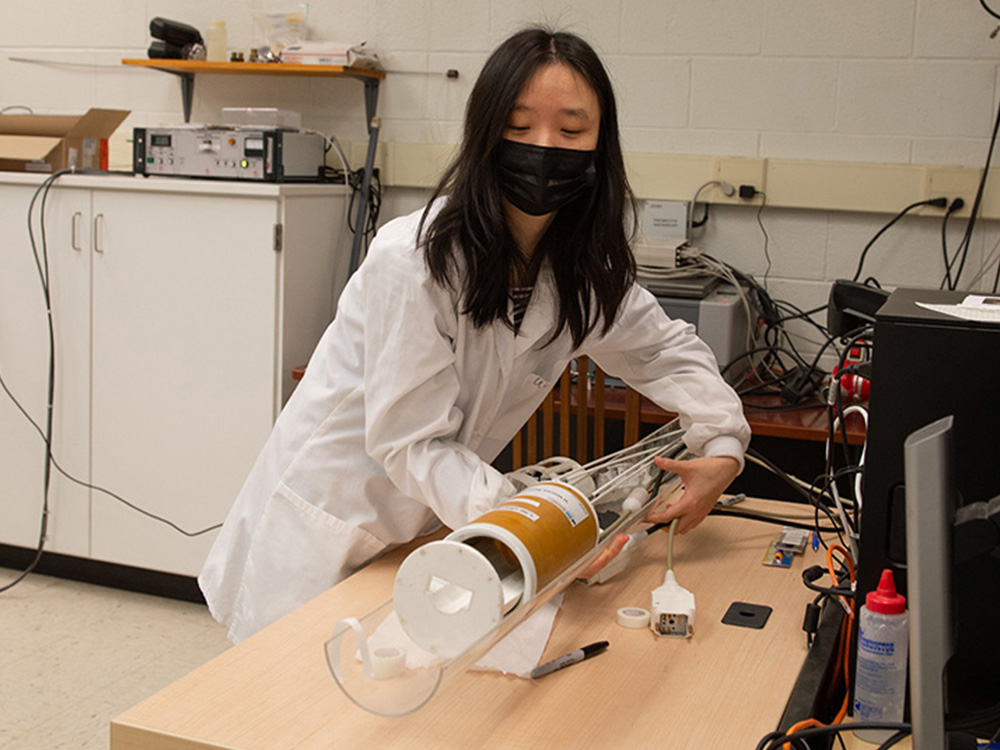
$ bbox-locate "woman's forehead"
[512,62,600,119]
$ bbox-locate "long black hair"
[418,26,638,349]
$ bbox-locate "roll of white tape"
[370,646,406,680]
[617,607,651,629]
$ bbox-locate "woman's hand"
[646,455,741,534]
[577,532,630,580]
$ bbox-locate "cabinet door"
[0,182,92,557]
[89,189,279,575]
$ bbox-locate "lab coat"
[198,205,751,643]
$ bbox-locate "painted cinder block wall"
[2,0,998,361]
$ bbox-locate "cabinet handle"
[94,213,105,253]
[72,212,83,251]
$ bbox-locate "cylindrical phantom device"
[393,481,598,659]
[325,420,687,717]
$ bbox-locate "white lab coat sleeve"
[585,283,751,467]
[357,244,515,531]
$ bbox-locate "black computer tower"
[859,287,1000,734]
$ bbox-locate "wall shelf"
[122,59,383,123]
[122,58,386,274]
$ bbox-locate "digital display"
[151,134,172,148]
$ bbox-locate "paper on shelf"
[916,294,1000,324]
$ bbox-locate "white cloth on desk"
[366,595,564,678]
[198,203,750,644]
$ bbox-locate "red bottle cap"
[866,569,907,615]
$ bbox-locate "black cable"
[0,370,221,539]
[982,0,1000,21]
[690,201,710,228]
[745,448,815,505]
[802,564,853,596]
[874,730,912,750]
[851,198,947,283]
[1,170,222,594]
[774,301,830,339]
[937,79,1000,290]
[723,345,810,380]
[347,166,382,254]
[755,722,910,750]
[940,198,965,290]
[743,402,827,414]
[709,506,842,533]
[0,169,74,593]
[756,191,771,288]
[738,375,790,396]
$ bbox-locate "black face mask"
[497,139,597,216]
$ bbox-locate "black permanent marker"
[529,640,609,679]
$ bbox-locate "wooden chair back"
[510,356,643,469]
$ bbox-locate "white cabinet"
[0,180,92,558]
[0,173,350,577]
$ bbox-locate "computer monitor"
[903,415,954,749]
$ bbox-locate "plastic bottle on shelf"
[205,20,228,63]
[852,568,909,743]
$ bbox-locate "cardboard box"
[0,108,130,173]
[280,41,378,68]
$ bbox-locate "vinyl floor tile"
[0,567,230,750]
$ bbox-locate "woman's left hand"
[646,455,741,534]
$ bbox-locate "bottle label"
[854,698,886,721]
[854,617,908,725]
[858,633,895,657]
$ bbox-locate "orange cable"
[781,546,857,749]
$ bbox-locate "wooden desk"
[112,499,827,749]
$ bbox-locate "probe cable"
[0,168,72,591]
[0,368,221,540]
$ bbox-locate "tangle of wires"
[323,163,383,253]
[697,254,842,410]
[313,128,382,253]
[637,243,858,412]
[709,452,867,746]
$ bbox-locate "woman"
[199,27,751,643]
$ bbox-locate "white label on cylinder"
[519,483,590,528]
[495,505,540,522]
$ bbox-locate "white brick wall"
[3,0,999,365]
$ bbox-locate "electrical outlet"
[713,157,766,201]
[923,166,980,217]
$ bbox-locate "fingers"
[645,500,698,534]
[648,455,741,534]
[578,533,629,579]
[653,455,684,475]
